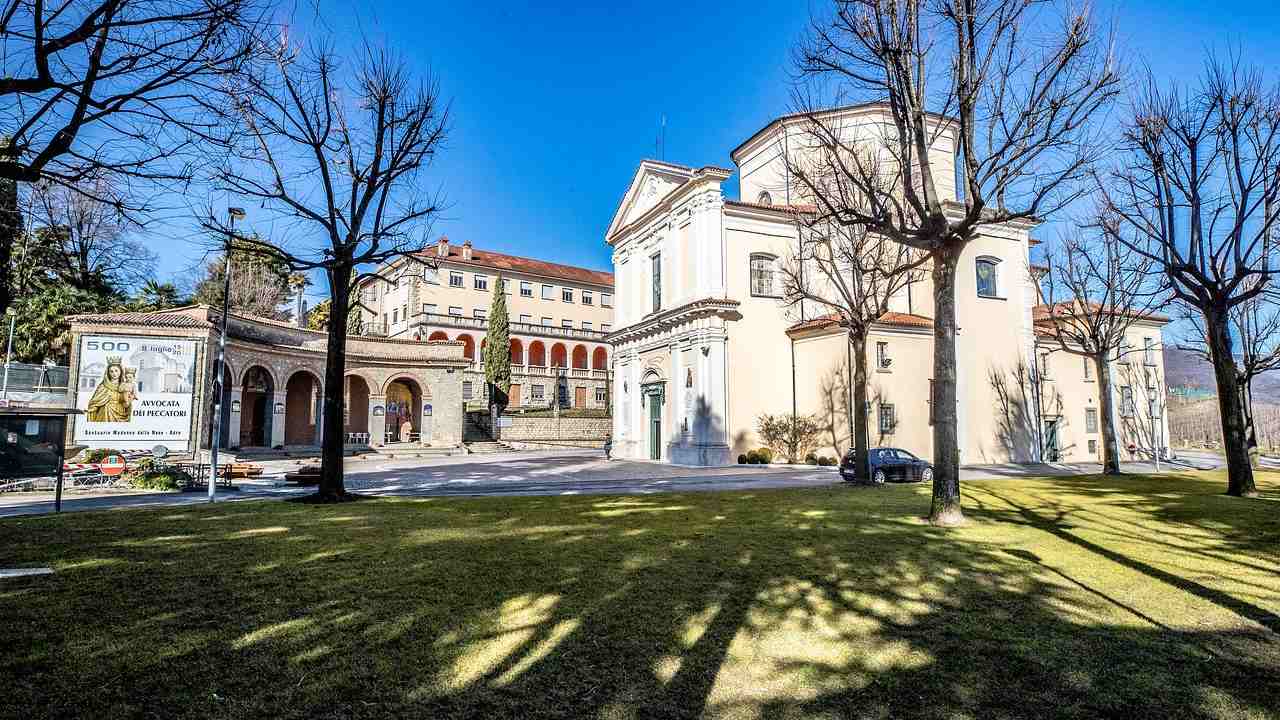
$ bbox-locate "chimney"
[437,236,450,258]
[462,240,473,261]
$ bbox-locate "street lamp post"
[1,307,15,401]
[209,207,245,502]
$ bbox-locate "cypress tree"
[483,276,512,425]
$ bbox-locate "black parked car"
[840,447,933,484]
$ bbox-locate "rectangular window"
[1083,357,1092,380]
[602,293,613,308]
[876,341,890,370]
[1039,352,1051,379]
[542,284,554,300]
[449,272,464,288]
[520,281,533,297]
[1144,337,1156,365]
[561,319,572,329]
[541,316,552,326]
[382,312,388,327]
[448,306,463,316]
[562,288,574,303]
[423,303,437,316]
[402,304,407,320]
[1121,387,1135,417]
[392,308,399,324]
[424,267,440,285]
[602,323,612,333]
[879,404,896,434]
[519,314,532,324]
[473,308,486,320]
[750,255,777,296]
[582,321,593,331]
[651,254,662,311]
[582,291,593,306]
[474,275,488,291]
[1089,439,1098,455]
[531,384,545,401]
[595,387,608,403]
[462,381,473,400]
[1085,407,1099,433]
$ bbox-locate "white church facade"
[605,104,1170,466]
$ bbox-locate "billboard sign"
[74,336,198,450]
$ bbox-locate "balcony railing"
[413,312,609,342]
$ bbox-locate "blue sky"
[155,0,1280,305]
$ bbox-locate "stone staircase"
[464,441,511,454]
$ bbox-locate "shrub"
[818,456,837,467]
[755,414,822,463]
[804,453,818,466]
[737,454,748,464]
[83,448,123,463]
[745,450,763,464]
[125,464,191,491]
[754,447,774,464]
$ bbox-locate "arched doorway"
[550,343,567,368]
[528,340,546,367]
[572,345,588,370]
[458,335,476,363]
[509,339,524,366]
[240,366,275,448]
[284,370,322,445]
[427,331,449,342]
[641,369,666,461]
[345,375,371,444]
[385,377,423,444]
[592,347,608,371]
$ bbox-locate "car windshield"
[897,449,917,461]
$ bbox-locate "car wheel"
[873,469,886,485]
[920,467,933,484]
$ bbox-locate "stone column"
[227,388,243,449]
[270,390,287,448]
[369,393,386,447]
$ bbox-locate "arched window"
[975,257,1001,298]
[750,253,779,297]
[756,191,773,206]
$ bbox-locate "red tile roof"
[787,311,934,335]
[723,199,819,215]
[1033,302,1168,324]
[67,308,214,329]
[418,241,613,288]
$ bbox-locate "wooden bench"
[284,465,321,485]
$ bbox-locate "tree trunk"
[318,264,353,501]
[1095,353,1122,475]
[850,332,871,483]
[1241,375,1259,469]
[1205,308,1258,497]
[930,245,964,526]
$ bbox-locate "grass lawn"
[2,472,1279,720]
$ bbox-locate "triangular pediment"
[606,160,696,240]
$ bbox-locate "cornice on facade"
[607,298,742,345]
[785,311,935,340]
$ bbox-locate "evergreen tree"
[483,276,512,419]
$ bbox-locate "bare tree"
[200,36,449,501]
[0,0,263,316]
[1038,229,1164,474]
[1100,61,1280,497]
[791,0,1120,524]
[1179,283,1280,467]
[29,179,156,292]
[779,213,927,482]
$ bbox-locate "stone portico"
[66,306,469,456]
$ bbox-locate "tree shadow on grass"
[0,485,1278,719]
